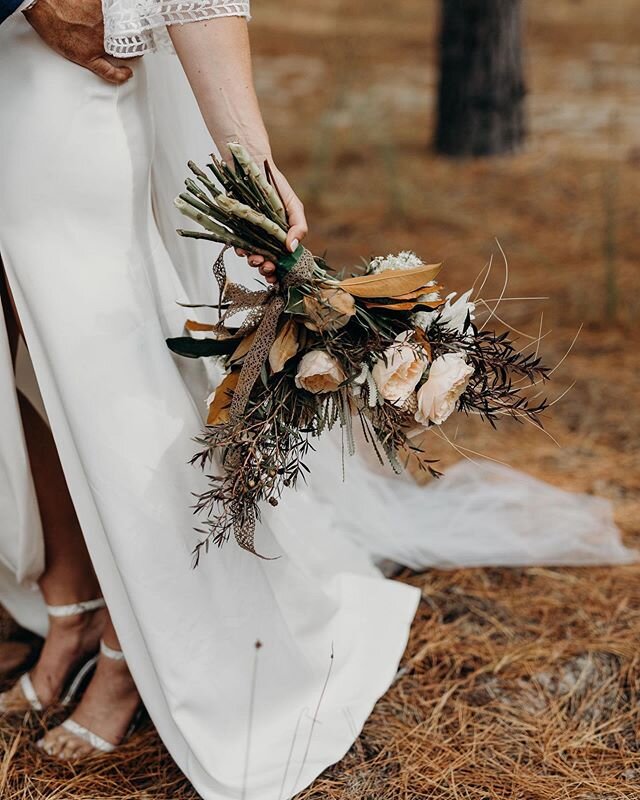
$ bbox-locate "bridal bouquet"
[167,144,549,558]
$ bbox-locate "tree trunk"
[434,0,527,157]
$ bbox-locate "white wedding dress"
[0,6,634,800]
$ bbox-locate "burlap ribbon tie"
[211,245,316,421]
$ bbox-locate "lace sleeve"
[102,0,251,57]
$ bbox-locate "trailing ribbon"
[210,245,316,555]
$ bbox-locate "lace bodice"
[102,0,251,57]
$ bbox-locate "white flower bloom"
[415,353,474,426]
[368,250,424,274]
[412,311,432,330]
[413,289,476,336]
[371,332,428,406]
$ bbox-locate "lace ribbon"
[209,246,316,555]
[215,246,315,421]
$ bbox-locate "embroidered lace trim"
[103,1,251,57]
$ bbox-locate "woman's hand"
[236,163,308,285]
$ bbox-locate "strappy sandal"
[38,639,142,757]
[0,597,106,713]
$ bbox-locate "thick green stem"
[187,160,221,197]
[177,228,277,260]
[214,195,288,244]
[174,197,233,236]
[228,143,287,225]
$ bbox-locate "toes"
[38,728,81,761]
[38,729,65,758]
[38,725,104,762]
[64,737,91,761]
[37,732,58,757]
[58,733,82,761]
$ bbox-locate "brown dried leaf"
[269,319,299,373]
[185,319,218,332]
[302,287,356,332]
[336,263,441,298]
[206,371,240,425]
[414,327,433,361]
[362,298,444,311]
[391,283,444,301]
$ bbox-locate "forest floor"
[1,0,639,797]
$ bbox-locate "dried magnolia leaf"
[414,327,433,361]
[269,319,299,373]
[228,331,257,365]
[185,319,218,332]
[336,263,441,298]
[391,283,444,301]
[207,371,240,425]
[362,298,444,311]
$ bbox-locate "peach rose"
[295,350,346,394]
[415,353,474,426]
[371,333,428,405]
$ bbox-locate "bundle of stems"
[175,143,290,262]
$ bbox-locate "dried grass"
[299,565,640,800]
[4,563,640,799]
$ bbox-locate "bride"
[0,1,634,798]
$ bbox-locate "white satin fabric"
[0,14,635,800]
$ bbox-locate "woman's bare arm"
[169,17,307,276]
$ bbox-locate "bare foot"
[38,648,140,760]
[0,609,105,712]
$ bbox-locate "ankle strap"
[46,598,106,618]
[100,640,126,662]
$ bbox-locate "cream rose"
[295,350,346,394]
[371,333,427,405]
[415,353,474,426]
